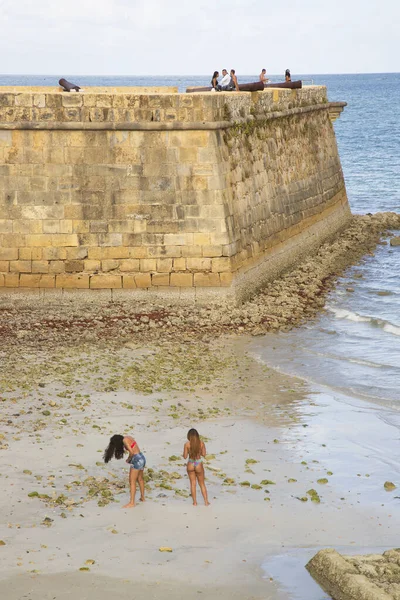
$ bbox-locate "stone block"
[151,273,170,286]
[62,94,83,107]
[0,219,12,233]
[43,220,60,234]
[10,260,31,273]
[119,259,140,272]
[19,248,32,260]
[49,261,65,274]
[98,233,123,247]
[19,274,41,287]
[129,247,148,259]
[4,274,19,287]
[56,274,90,288]
[51,234,79,247]
[84,260,100,271]
[170,273,193,287]
[202,245,223,257]
[156,258,173,272]
[66,247,88,260]
[38,275,56,288]
[43,247,67,260]
[0,248,18,261]
[65,260,84,273]
[1,234,26,248]
[0,260,9,272]
[59,220,73,234]
[102,259,119,272]
[122,275,137,289]
[211,257,231,272]
[194,273,221,287]
[134,273,151,288]
[90,275,122,289]
[140,258,157,272]
[72,220,91,233]
[193,233,211,246]
[32,260,49,273]
[186,257,212,271]
[172,257,186,271]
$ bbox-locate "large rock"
[390,237,400,246]
[306,549,394,599]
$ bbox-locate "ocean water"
[1,72,399,406]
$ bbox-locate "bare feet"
[123,502,136,508]
[140,496,145,502]
[205,501,210,506]
[193,501,197,506]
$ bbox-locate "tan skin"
[183,440,210,506]
[122,435,145,509]
[230,70,240,91]
[259,70,269,84]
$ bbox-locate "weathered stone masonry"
[0,85,350,302]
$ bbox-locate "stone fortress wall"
[0,84,350,302]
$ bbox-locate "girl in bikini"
[103,434,146,508]
[183,428,210,506]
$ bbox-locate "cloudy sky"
[1,0,398,75]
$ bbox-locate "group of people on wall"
[210,68,291,91]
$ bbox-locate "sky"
[1,0,399,75]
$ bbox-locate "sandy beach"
[1,327,400,600]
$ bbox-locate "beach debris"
[42,517,53,526]
[298,496,308,502]
[111,529,118,534]
[79,567,90,571]
[251,484,262,490]
[0,540,6,546]
[273,439,279,443]
[327,471,333,476]
[264,497,271,501]
[245,459,258,465]
[159,547,173,552]
[384,481,396,491]
[168,455,180,462]
[223,478,236,485]
[239,481,251,487]
[317,478,329,485]
[306,489,321,503]
[85,559,95,565]
[42,410,51,416]
[260,480,275,485]
[288,479,297,483]
[23,470,32,475]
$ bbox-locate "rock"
[390,237,400,246]
[384,481,396,491]
[346,287,355,292]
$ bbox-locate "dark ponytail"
[103,434,125,463]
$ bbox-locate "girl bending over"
[103,434,146,508]
[183,429,210,506]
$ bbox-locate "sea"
[1,71,399,406]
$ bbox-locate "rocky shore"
[0,212,399,352]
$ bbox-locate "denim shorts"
[130,452,146,470]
